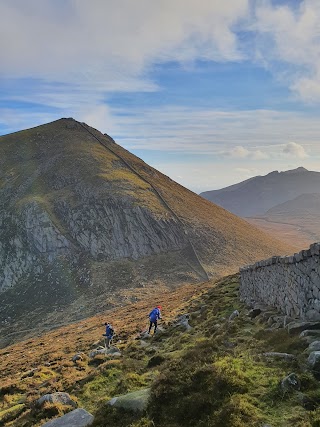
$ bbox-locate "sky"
[1,0,320,193]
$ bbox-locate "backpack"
[107,325,114,337]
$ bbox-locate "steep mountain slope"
[0,118,292,342]
[200,167,320,217]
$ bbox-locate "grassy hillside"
[2,275,320,427]
[245,217,313,251]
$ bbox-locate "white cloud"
[252,149,269,160]
[0,0,248,80]
[283,141,308,158]
[228,146,250,158]
[223,146,269,159]
[254,0,320,102]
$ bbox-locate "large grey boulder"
[108,388,150,412]
[308,351,320,370]
[36,392,77,408]
[40,408,93,427]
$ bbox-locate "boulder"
[108,388,150,412]
[280,373,300,393]
[307,341,320,353]
[36,392,77,408]
[308,351,320,370]
[40,408,93,427]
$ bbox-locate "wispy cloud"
[103,107,319,158]
[254,0,320,102]
[222,145,269,159]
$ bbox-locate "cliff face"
[0,118,292,343]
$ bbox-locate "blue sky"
[1,0,320,192]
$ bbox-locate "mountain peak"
[282,167,308,174]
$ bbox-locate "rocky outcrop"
[40,408,93,427]
[240,243,320,320]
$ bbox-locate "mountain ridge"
[200,167,320,217]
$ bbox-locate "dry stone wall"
[239,243,320,321]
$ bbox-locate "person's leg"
[148,321,153,333]
[106,337,110,348]
[154,320,158,333]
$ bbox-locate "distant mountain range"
[0,118,291,346]
[200,167,320,248]
[200,167,320,217]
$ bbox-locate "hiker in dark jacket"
[103,322,114,348]
[148,306,162,334]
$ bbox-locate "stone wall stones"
[239,243,320,321]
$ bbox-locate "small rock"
[228,310,240,321]
[40,408,93,427]
[36,392,77,408]
[280,373,300,393]
[72,354,83,363]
